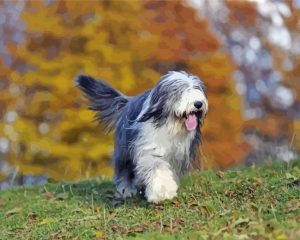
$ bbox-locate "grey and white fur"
[77,71,208,203]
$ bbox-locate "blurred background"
[0,0,299,190]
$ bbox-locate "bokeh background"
[0,0,299,189]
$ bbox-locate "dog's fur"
[77,71,208,203]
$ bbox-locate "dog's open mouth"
[182,111,203,131]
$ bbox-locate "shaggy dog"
[77,71,208,203]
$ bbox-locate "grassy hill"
[0,160,299,240]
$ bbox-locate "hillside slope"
[0,160,299,240]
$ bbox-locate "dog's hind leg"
[114,156,137,198]
[115,172,137,198]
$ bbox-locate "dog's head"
[138,71,208,132]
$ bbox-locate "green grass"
[0,160,299,240]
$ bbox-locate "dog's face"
[138,71,208,132]
[173,84,208,132]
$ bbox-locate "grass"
[0,160,299,240]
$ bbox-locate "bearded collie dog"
[77,71,208,203]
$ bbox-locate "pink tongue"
[185,114,197,131]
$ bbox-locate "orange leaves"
[194,54,234,91]
[243,115,294,139]
[227,0,258,27]
[294,121,300,149]
[203,142,251,168]
[143,1,220,62]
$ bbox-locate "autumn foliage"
[0,0,298,180]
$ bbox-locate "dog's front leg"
[135,156,178,203]
[146,165,178,203]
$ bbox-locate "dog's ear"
[137,84,168,123]
[200,82,207,95]
[138,104,163,122]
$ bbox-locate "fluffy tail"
[76,75,129,131]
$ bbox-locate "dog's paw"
[145,168,178,203]
[116,183,137,198]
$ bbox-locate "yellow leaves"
[18,164,45,177]
[78,109,95,123]
[13,119,34,136]
[99,47,132,65]
[3,123,19,142]
[85,32,108,52]
[119,67,135,92]
[42,142,69,156]
[226,82,242,111]
[63,109,95,128]
[22,9,66,36]
[85,143,113,160]
[10,0,228,173]
[51,75,73,95]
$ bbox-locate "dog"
[77,71,208,203]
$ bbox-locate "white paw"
[145,168,178,203]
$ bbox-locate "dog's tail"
[76,75,129,131]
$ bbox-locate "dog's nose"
[194,101,203,109]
